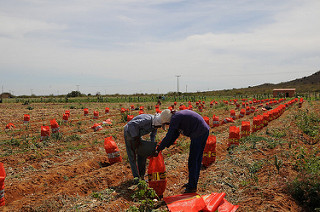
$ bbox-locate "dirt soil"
[0,99,319,211]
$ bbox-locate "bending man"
[154,109,210,193]
[124,112,163,182]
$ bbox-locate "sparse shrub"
[241,135,265,149]
[66,143,86,151]
[274,155,283,174]
[266,138,279,149]
[121,110,129,123]
[76,122,85,133]
[51,132,63,141]
[21,137,31,149]
[240,180,250,187]
[248,160,263,185]
[127,179,159,212]
[248,161,263,175]
[65,134,81,142]
[287,149,320,210]
[295,110,320,138]
[91,188,115,202]
[57,120,63,126]
[266,128,287,138]
[8,137,20,147]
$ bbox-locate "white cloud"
[0,13,67,38]
[0,0,319,95]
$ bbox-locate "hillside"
[204,70,320,96]
[253,70,320,92]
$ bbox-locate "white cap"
[160,109,172,124]
[153,114,162,127]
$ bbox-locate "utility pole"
[175,75,181,93]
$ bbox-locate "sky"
[1,0,320,96]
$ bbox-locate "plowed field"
[0,99,319,211]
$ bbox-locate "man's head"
[160,109,172,130]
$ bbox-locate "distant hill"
[202,70,320,96]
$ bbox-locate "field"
[0,97,319,211]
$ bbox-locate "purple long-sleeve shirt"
[158,110,210,151]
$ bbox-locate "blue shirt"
[125,114,157,142]
[158,110,210,150]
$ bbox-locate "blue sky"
[1,0,319,95]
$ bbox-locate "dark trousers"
[188,130,209,189]
[124,128,147,179]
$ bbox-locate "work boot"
[183,187,197,194]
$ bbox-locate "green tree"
[66,91,83,97]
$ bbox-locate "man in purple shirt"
[154,109,210,193]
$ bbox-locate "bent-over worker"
[124,113,164,182]
[153,109,210,193]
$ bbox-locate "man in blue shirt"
[154,109,210,193]
[124,113,163,182]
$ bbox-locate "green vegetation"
[266,127,287,138]
[295,110,320,139]
[274,155,283,174]
[127,179,161,212]
[51,132,63,141]
[91,188,115,202]
[120,110,130,123]
[65,134,81,142]
[241,135,263,149]
[248,160,264,185]
[287,149,320,210]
